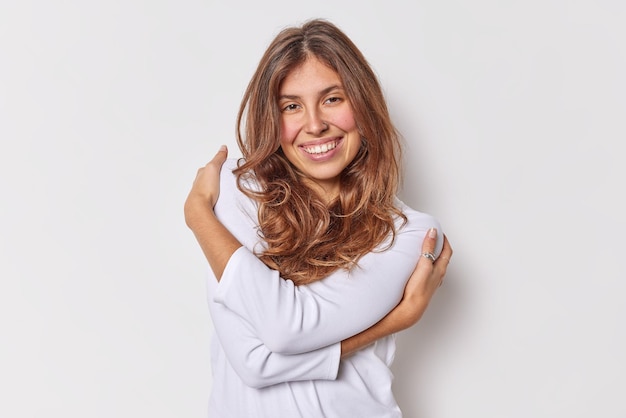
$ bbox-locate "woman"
[185,18,452,418]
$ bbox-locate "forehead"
[280,57,342,93]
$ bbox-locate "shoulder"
[215,158,259,226]
[214,158,263,247]
[221,157,241,173]
[219,158,240,185]
[219,158,260,192]
[217,158,255,196]
[215,158,239,202]
[395,198,445,256]
[396,198,441,231]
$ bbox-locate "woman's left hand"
[387,229,453,330]
[184,145,228,228]
[341,230,452,357]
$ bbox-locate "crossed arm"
[184,146,453,386]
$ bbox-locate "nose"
[304,109,328,136]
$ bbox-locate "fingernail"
[428,228,437,238]
[219,145,227,152]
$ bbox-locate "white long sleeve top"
[205,159,443,418]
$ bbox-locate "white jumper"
[205,159,443,418]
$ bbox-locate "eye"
[281,103,300,112]
[325,97,342,105]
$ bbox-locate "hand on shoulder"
[184,145,229,229]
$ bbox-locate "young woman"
[185,18,453,418]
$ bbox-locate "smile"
[301,139,340,155]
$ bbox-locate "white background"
[1,1,624,417]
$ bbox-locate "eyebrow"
[278,85,344,101]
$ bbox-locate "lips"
[301,139,340,155]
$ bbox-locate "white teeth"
[303,141,338,154]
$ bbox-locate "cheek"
[329,108,358,132]
[279,119,297,145]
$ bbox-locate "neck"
[302,178,340,205]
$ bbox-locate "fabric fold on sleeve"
[208,264,341,388]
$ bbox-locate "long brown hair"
[235,18,406,285]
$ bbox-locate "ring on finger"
[421,252,436,263]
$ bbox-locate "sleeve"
[212,162,444,355]
[206,269,340,389]
[205,159,341,387]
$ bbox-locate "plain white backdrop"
[1,1,624,417]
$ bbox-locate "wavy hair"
[234,18,406,285]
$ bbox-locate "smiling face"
[278,56,361,200]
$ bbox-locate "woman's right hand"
[390,228,453,330]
